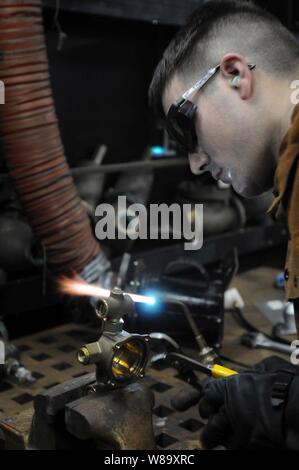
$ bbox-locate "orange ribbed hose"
[0,0,100,275]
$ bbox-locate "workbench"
[0,267,294,450]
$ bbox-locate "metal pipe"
[0,158,188,182]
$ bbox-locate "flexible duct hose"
[0,1,100,275]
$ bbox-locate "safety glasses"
[166,63,256,154]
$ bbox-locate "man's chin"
[231,181,268,199]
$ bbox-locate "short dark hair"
[149,0,299,118]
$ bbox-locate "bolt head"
[111,287,123,296]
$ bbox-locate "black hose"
[229,307,291,345]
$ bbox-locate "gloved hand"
[252,355,299,374]
[80,250,115,289]
[198,368,299,450]
[71,250,116,322]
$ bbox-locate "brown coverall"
[268,103,299,335]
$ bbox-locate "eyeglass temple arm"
[180,63,256,103]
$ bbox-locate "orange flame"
[58,275,156,305]
[58,275,110,298]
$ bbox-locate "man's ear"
[219,53,254,100]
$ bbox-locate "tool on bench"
[241,331,296,355]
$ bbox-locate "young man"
[149,0,299,449]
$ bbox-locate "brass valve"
[77,287,150,388]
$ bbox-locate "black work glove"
[198,369,299,450]
[80,250,114,289]
[71,251,116,323]
[252,355,299,374]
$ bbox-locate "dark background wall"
[44,11,175,167]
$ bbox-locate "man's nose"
[188,152,209,175]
